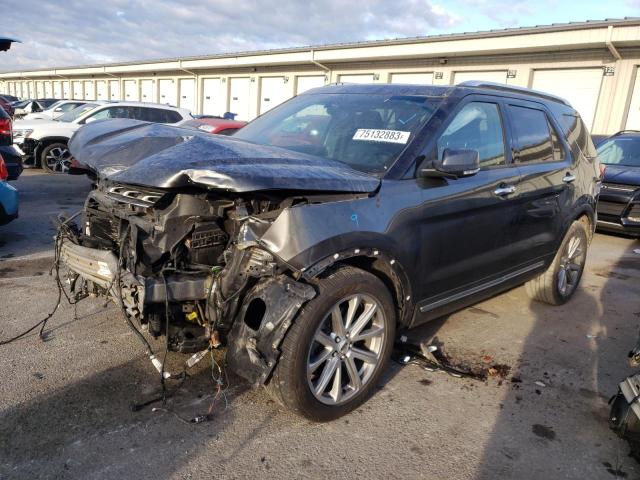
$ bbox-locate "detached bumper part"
[610,374,640,458]
[226,276,316,385]
[59,240,118,289]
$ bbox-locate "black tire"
[40,142,72,174]
[266,266,396,421]
[525,219,589,305]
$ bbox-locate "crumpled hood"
[603,164,640,187]
[68,119,381,193]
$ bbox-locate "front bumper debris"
[60,240,118,289]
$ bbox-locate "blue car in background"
[0,151,18,224]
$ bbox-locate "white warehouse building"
[3,18,640,134]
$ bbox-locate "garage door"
[229,77,251,121]
[140,79,155,103]
[53,81,62,99]
[625,68,640,130]
[339,74,375,84]
[159,79,176,106]
[179,78,195,112]
[96,81,108,100]
[62,81,70,99]
[296,75,325,94]
[36,82,44,98]
[201,78,223,115]
[83,81,94,100]
[391,73,434,84]
[72,81,82,99]
[109,80,120,100]
[260,77,289,114]
[44,81,52,98]
[454,71,508,84]
[124,80,138,101]
[532,68,603,129]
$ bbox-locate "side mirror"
[419,149,480,179]
[54,107,63,112]
[83,116,97,124]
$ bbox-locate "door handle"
[494,185,516,196]
[562,173,576,184]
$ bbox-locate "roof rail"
[457,81,571,106]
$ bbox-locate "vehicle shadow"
[469,237,640,479]
[0,347,271,479]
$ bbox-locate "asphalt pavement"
[1,170,639,479]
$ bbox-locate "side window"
[436,102,506,168]
[134,108,181,123]
[85,107,113,121]
[508,105,554,163]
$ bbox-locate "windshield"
[597,137,640,167]
[57,103,98,123]
[13,100,30,108]
[233,93,439,173]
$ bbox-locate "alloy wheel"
[557,234,585,297]
[45,146,72,173]
[307,294,386,405]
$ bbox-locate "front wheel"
[41,142,72,174]
[525,219,589,305]
[266,266,396,421]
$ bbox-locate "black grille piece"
[189,222,228,265]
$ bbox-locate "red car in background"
[180,116,247,135]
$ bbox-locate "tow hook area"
[226,275,316,385]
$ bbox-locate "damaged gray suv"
[60,82,601,420]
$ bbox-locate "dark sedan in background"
[595,131,640,236]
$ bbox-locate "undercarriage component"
[226,275,316,385]
[610,374,640,461]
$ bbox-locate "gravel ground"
[0,170,639,480]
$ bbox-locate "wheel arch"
[301,248,414,327]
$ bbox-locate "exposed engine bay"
[58,179,319,384]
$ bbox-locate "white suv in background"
[13,102,192,173]
[23,100,88,121]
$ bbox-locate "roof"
[2,17,639,74]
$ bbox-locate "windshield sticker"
[352,129,410,144]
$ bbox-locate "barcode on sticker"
[352,129,410,144]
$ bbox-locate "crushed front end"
[58,179,315,384]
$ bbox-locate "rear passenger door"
[505,100,574,266]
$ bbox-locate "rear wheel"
[41,142,71,174]
[266,266,396,421]
[525,220,589,305]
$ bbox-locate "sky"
[0,0,639,72]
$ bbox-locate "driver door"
[416,98,526,311]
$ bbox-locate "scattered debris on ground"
[394,339,512,383]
